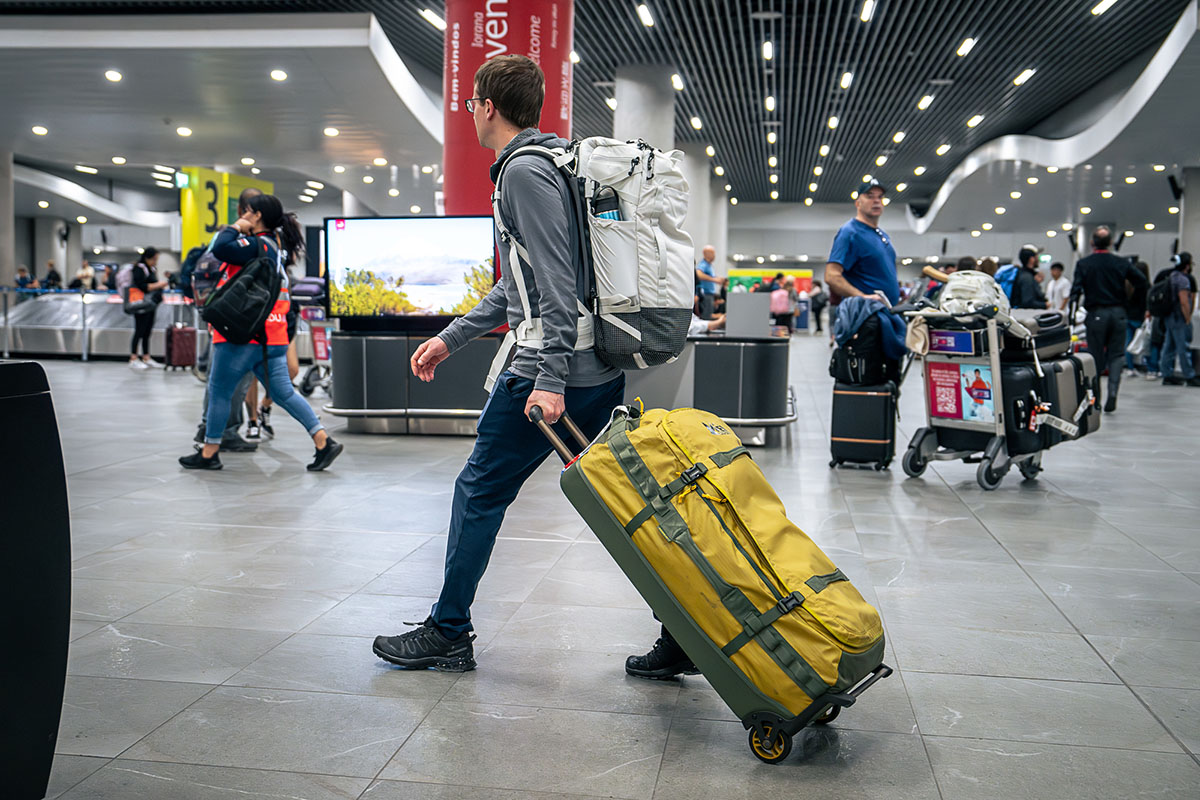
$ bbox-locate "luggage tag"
[1072,390,1094,423]
[1029,402,1080,438]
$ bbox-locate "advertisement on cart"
[928,362,994,422]
[312,327,329,362]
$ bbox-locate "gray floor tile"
[887,622,1119,682]
[874,581,1075,633]
[301,592,520,646]
[1133,686,1200,755]
[69,619,106,641]
[228,633,462,700]
[45,755,108,799]
[56,676,214,757]
[526,566,651,609]
[904,672,1181,752]
[654,719,939,800]
[71,548,250,585]
[362,560,549,603]
[59,760,369,800]
[363,781,605,799]
[123,585,346,632]
[197,552,390,593]
[378,701,668,799]
[254,531,431,566]
[122,686,435,778]
[490,603,662,654]
[926,737,1200,800]
[1087,635,1200,689]
[70,578,183,623]
[68,622,287,683]
[447,644,680,716]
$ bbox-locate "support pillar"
[708,186,729,277]
[0,152,13,288]
[613,65,675,149]
[1181,167,1200,256]
[678,144,711,259]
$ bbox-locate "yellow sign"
[179,168,273,254]
[728,267,814,292]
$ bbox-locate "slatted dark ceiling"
[2,0,1188,205]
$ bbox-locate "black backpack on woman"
[201,238,283,345]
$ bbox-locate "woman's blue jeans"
[205,342,323,444]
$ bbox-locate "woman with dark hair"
[180,194,343,471]
[128,248,167,370]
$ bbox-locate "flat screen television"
[325,215,496,332]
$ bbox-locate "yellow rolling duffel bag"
[532,403,892,764]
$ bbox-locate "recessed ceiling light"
[804,197,813,206]
[389,188,400,197]
[757,257,765,264]
[373,157,388,166]
[1010,191,1022,199]
[304,188,318,196]
[851,191,859,199]
[104,69,122,82]
[1062,223,1073,231]
[827,115,839,129]
[270,69,288,81]
[730,198,738,205]
[154,180,174,189]
[1046,230,1057,238]
[724,184,731,191]
[982,222,994,230]
[765,96,776,112]
[1013,68,1036,86]
[1124,230,1134,237]
[706,145,715,157]
[840,72,853,89]
[251,167,261,174]
[956,37,977,57]
[892,131,905,143]
[37,200,49,209]
[1046,166,1059,173]
[176,126,192,136]
[967,114,985,128]
[637,4,654,27]
[1169,206,1179,214]
[767,132,778,145]
[419,8,447,30]
[324,127,339,137]
[862,174,873,182]
[93,247,102,255]
[76,215,87,224]
[809,183,818,191]
[1124,176,1136,184]
[671,73,684,91]
[1101,190,1113,198]
[994,206,1006,214]
[818,144,829,156]
[298,194,313,203]
[690,116,702,130]
[896,183,908,192]
[768,156,778,168]
[569,50,581,64]
[1080,206,1092,214]
[971,230,981,238]
[762,41,774,61]
[936,144,951,156]
[813,166,823,176]
[1027,176,1039,184]
[1091,0,1119,16]
[333,165,346,173]
[306,181,325,190]
[606,97,618,111]
[1152,164,1166,172]
[860,0,876,23]
[770,190,779,200]
[1144,223,1155,230]
[31,125,48,136]
[111,156,126,165]
[241,157,255,166]
[152,164,174,173]
[769,174,779,184]
[151,172,173,181]
[875,155,888,166]
[74,165,98,174]
[917,94,934,110]
[423,165,436,174]
[362,175,374,183]
[714,165,725,176]
[914,166,927,176]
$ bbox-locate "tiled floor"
[37,335,1200,799]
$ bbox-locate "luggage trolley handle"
[529,406,591,465]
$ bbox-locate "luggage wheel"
[902,447,927,478]
[976,457,1005,491]
[747,720,792,764]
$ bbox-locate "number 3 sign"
[179,167,273,254]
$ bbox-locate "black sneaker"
[193,423,205,445]
[625,636,700,680]
[1104,396,1117,413]
[245,421,261,442]
[220,437,258,453]
[258,405,275,438]
[307,438,343,471]
[373,617,477,672]
[179,451,222,470]
[1187,377,1200,388]
[1163,376,1185,386]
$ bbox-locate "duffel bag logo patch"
[703,422,731,436]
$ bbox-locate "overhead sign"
[179,168,273,254]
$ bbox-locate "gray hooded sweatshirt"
[437,129,620,394]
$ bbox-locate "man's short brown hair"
[474,55,545,129]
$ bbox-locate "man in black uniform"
[1070,226,1148,412]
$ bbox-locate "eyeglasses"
[463,97,488,112]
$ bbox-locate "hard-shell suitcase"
[1000,363,1050,455]
[830,381,897,470]
[165,324,197,369]
[534,406,891,764]
[1002,309,1071,362]
[1041,352,1100,440]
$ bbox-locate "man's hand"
[525,389,565,424]
[411,336,449,382]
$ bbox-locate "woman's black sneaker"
[373,617,477,672]
[625,636,700,680]
[259,405,274,438]
[179,451,222,470]
[307,438,344,471]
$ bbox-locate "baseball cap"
[1173,251,1193,267]
[856,178,887,195]
[1018,245,1041,265]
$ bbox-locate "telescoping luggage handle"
[529,406,591,465]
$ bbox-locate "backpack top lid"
[938,269,1012,316]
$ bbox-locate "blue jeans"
[205,342,323,444]
[1161,314,1195,380]
[1124,319,1143,371]
[431,371,626,636]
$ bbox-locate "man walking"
[372,55,625,672]
[1160,252,1199,386]
[1070,226,1149,411]
[695,245,725,319]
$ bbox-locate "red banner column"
[443,0,575,216]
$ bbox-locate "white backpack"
[937,269,1012,317]
[492,137,695,372]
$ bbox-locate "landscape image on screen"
[326,216,495,317]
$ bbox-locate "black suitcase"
[829,314,901,385]
[830,381,896,470]
[1000,363,1051,455]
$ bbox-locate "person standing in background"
[1160,252,1199,387]
[1045,262,1071,312]
[128,248,167,370]
[809,280,827,334]
[694,245,725,320]
[1008,247,1047,309]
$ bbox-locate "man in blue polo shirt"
[824,180,898,321]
